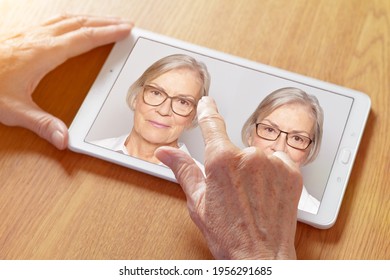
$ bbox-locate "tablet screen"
[85,37,352,211]
[69,29,370,228]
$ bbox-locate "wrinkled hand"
[155,97,303,259]
[0,14,132,149]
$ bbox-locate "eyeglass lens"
[256,123,312,150]
[143,85,196,116]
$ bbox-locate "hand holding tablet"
[0,14,132,150]
[68,28,371,228]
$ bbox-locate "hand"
[0,14,133,149]
[155,96,303,259]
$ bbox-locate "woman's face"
[132,68,201,146]
[248,103,315,167]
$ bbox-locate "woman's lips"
[148,120,170,128]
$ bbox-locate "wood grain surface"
[0,0,389,259]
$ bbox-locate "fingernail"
[197,96,218,119]
[199,96,213,104]
[119,22,134,29]
[51,130,66,150]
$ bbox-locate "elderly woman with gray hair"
[92,54,210,165]
[241,87,324,214]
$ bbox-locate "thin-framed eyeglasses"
[255,123,313,150]
[142,84,197,117]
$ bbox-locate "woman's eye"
[177,99,191,107]
[151,90,162,96]
[292,135,304,143]
[265,127,275,133]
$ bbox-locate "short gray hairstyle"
[241,87,324,165]
[126,54,210,126]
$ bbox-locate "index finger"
[58,22,133,60]
[42,14,133,37]
[197,96,234,149]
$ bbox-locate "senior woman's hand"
[155,96,303,259]
[0,14,132,149]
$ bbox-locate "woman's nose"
[156,98,173,116]
[271,133,288,152]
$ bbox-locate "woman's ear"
[247,132,253,146]
[132,93,140,109]
[131,94,139,108]
[301,147,312,167]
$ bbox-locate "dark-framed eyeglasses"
[142,84,197,117]
[255,123,313,150]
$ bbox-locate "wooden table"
[0,0,389,259]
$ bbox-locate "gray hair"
[126,54,210,126]
[241,87,324,165]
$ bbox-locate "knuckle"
[79,26,96,40]
[74,15,89,27]
[199,114,229,142]
[198,110,225,126]
[57,13,72,21]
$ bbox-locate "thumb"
[155,146,205,205]
[4,100,68,150]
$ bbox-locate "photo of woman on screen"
[241,87,324,214]
[91,54,210,166]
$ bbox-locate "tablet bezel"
[68,28,371,229]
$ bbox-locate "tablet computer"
[68,28,371,229]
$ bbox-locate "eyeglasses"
[255,123,313,150]
[142,84,197,117]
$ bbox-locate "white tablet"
[68,28,371,229]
